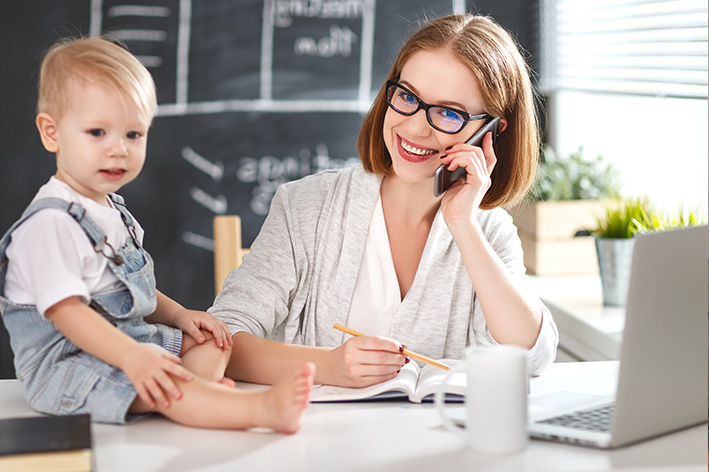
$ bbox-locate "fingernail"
[405,357,410,364]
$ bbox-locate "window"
[535,0,708,213]
[539,0,708,99]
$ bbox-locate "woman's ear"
[36,112,59,153]
[499,118,509,133]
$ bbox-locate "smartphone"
[433,117,501,197]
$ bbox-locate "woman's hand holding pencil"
[333,324,450,371]
[327,324,408,388]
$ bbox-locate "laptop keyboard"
[537,404,615,432]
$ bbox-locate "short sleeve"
[5,210,92,316]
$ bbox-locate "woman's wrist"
[312,346,339,386]
[446,214,483,244]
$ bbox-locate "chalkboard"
[0,0,534,378]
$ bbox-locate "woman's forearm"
[451,222,542,348]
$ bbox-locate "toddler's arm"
[46,296,193,408]
[145,290,232,349]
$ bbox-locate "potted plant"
[508,146,620,275]
[590,199,706,306]
[590,198,654,306]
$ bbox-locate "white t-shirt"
[4,177,144,316]
[345,195,401,336]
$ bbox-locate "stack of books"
[0,414,92,471]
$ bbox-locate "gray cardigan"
[209,165,558,374]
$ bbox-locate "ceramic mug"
[435,345,529,454]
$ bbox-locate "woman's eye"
[401,92,417,105]
[437,108,463,122]
[89,129,104,137]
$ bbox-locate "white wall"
[550,91,708,216]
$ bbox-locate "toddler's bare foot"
[257,363,315,434]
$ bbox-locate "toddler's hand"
[174,309,233,350]
[121,343,193,408]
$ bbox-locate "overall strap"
[0,198,112,292]
[108,193,141,249]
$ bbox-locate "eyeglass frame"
[385,80,491,134]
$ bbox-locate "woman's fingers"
[336,336,408,387]
[442,131,496,176]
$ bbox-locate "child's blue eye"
[89,129,104,137]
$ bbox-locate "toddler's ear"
[36,113,59,153]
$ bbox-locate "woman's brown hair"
[357,14,541,209]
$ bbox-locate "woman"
[209,14,558,388]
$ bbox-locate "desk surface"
[0,361,705,472]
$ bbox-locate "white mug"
[435,345,529,454]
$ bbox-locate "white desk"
[530,275,624,360]
[0,361,704,472]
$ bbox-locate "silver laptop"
[528,225,708,448]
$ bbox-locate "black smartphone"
[433,117,501,197]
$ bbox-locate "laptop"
[527,225,708,448]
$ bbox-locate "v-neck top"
[345,195,401,336]
[209,164,559,375]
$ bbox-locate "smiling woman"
[208,14,558,391]
[381,48,490,187]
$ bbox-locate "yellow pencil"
[333,323,450,371]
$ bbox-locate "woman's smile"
[397,135,438,163]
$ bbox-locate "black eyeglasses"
[385,80,491,134]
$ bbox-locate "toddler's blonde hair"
[37,36,157,121]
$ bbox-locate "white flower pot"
[595,238,635,306]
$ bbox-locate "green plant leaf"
[527,145,621,202]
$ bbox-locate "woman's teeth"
[401,139,436,156]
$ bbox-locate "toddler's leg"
[180,329,231,383]
[129,362,315,433]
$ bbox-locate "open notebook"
[527,225,708,448]
[310,359,464,403]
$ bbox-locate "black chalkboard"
[0,0,534,378]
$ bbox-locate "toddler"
[0,36,314,432]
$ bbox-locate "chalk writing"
[294,24,357,57]
[273,0,364,27]
[189,187,228,215]
[182,147,224,180]
[237,144,359,215]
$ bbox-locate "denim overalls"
[0,195,181,423]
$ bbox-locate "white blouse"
[345,195,401,336]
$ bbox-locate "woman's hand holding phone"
[438,118,500,228]
[434,117,500,197]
